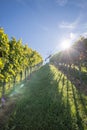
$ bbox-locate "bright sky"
[0,0,87,59]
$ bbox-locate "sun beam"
[61,39,71,50]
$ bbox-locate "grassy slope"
[5,64,87,130]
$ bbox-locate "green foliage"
[0,58,4,69]
[0,27,43,83]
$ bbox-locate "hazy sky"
[0,0,87,59]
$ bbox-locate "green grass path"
[5,64,87,130]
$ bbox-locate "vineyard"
[0,28,87,130]
[50,36,87,93]
[0,28,43,99]
[2,64,87,130]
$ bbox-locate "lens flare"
[61,39,71,50]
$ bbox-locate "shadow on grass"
[71,84,84,130]
[5,64,75,130]
[57,65,87,95]
[59,76,73,130]
[78,92,87,115]
[57,65,87,116]
[55,64,87,129]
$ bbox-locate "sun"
[61,39,71,50]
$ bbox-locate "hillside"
[3,64,87,130]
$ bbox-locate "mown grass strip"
[4,64,87,130]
